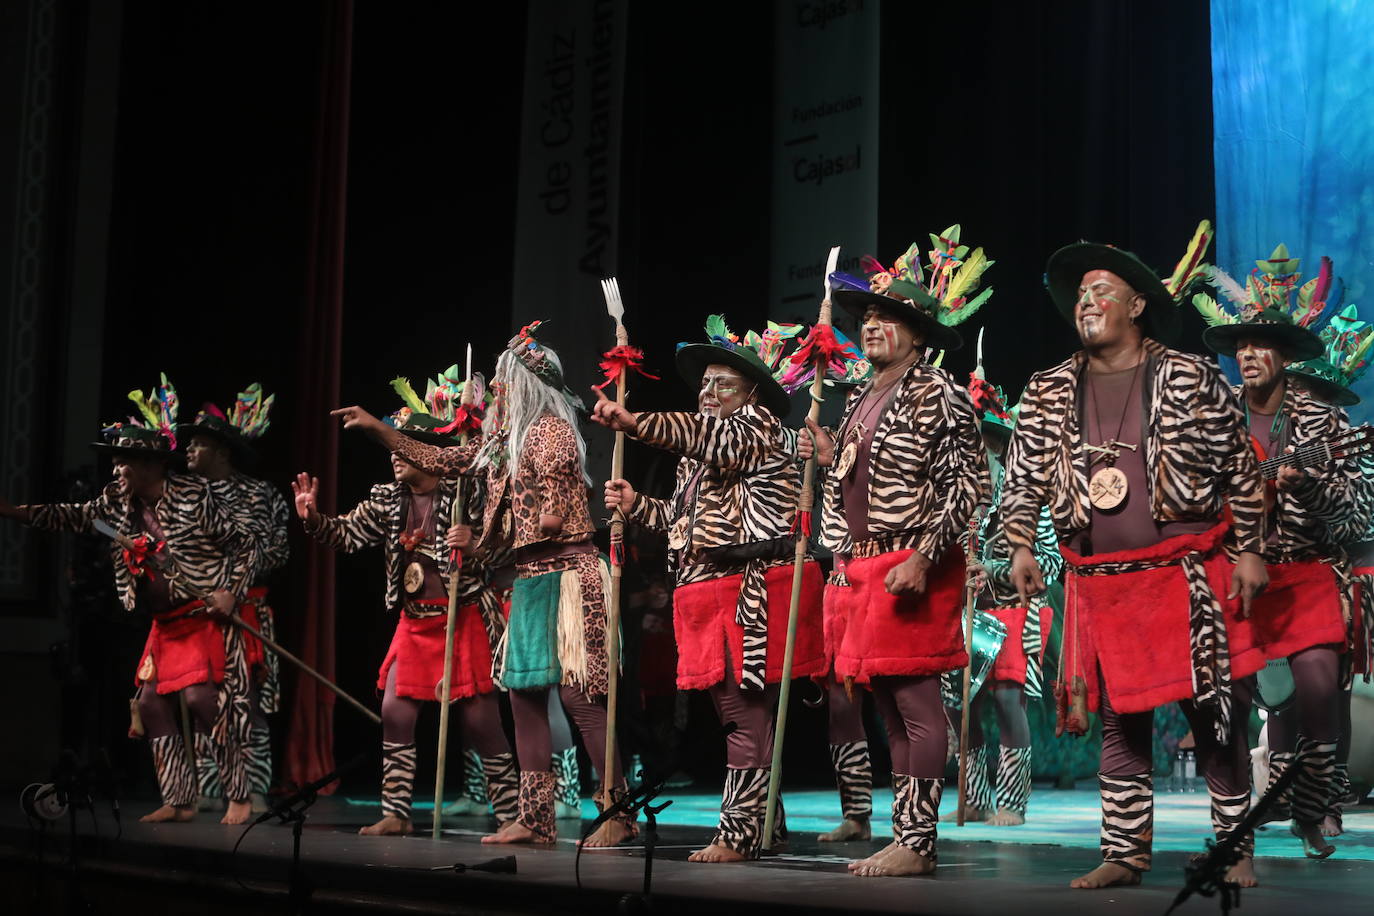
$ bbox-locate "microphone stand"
[574,775,674,900]
[247,752,370,913]
[1165,763,1298,916]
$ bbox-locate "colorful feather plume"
[703,314,738,350]
[227,383,274,440]
[390,376,427,415]
[778,324,865,394]
[1165,220,1214,298]
[125,372,179,447]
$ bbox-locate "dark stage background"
[0,0,1216,799]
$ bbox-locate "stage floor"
[4,784,1372,915]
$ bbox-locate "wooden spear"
[958,330,988,826]
[433,344,473,838]
[600,277,630,803]
[763,245,841,849]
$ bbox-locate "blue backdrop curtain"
[1211,0,1374,420]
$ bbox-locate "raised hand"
[588,386,639,434]
[604,478,638,513]
[804,417,835,467]
[291,472,320,524]
[330,405,380,431]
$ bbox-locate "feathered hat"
[94,373,180,458]
[1192,243,1336,362]
[178,383,275,468]
[675,315,801,418]
[1284,303,1372,407]
[1045,219,1214,346]
[829,225,994,351]
[387,365,488,446]
[506,321,586,413]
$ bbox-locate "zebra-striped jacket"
[219,473,291,584]
[306,478,486,613]
[1000,339,1265,557]
[1234,381,1361,563]
[979,460,1063,606]
[26,473,257,610]
[818,359,987,561]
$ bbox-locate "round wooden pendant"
[1088,466,1128,511]
[403,561,425,594]
[667,515,690,551]
[835,440,858,479]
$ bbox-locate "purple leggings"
[510,685,622,786]
[380,664,509,756]
[138,681,218,738]
[1099,671,1251,796]
[827,681,866,744]
[1263,645,1342,753]
[708,677,779,769]
[872,675,947,778]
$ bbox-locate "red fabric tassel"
[610,530,625,568]
[780,324,862,391]
[434,403,484,435]
[790,510,813,538]
[593,345,658,392]
[122,534,164,581]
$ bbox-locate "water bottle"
[1183,749,1198,792]
[1170,749,1186,792]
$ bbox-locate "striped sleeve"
[310,485,392,553]
[1001,374,1057,554]
[634,406,779,472]
[915,384,986,564]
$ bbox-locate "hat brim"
[675,343,792,419]
[399,427,461,447]
[1045,243,1180,345]
[832,289,963,352]
[89,442,178,461]
[1284,367,1361,407]
[981,417,1015,441]
[1201,323,1325,362]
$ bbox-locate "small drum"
[941,611,1008,710]
[1253,657,1296,713]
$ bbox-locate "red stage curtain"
[284,0,353,792]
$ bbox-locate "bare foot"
[482,820,551,845]
[851,844,935,877]
[848,841,899,872]
[1292,822,1335,859]
[985,808,1026,827]
[359,815,412,836]
[221,800,252,825]
[942,807,987,823]
[140,804,195,823]
[687,841,747,863]
[1225,857,1258,888]
[1070,862,1141,889]
[1319,815,1343,838]
[580,817,633,848]
[818,816,871,842]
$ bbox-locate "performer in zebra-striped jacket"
[1003,237,1269,890]
[595,315,825,863]
[1194,263,1366,860]
[1285,310,1374,838]
[1,415,258,826]
[334,324,630,848]
[301,385,516,837]
[956,373,1063,829]
[806,235,991,879]
[182,391,291,812]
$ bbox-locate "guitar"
[1251,424,1374,513]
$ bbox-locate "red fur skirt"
[1249,559,1347,661]
[672,561,825,690]
[135,601,226,694]
[833,547,969,684]
[986,604,1051,688]
[1060,525,1265,716]
[377,603,497,702]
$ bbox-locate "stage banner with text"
[512,0,627,485]
[769,0,879,336]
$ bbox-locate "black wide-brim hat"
[1045,242,1180,345]
[90,425,177,460]
[1200,310,1325,362]
[1285,359,1361,407]
[832,288,963,352]
[178,416,256,468]
[675,343,792,419]
[396,412,461,447]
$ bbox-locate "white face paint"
[1075,270,1138,344]
[697,364,755,419]
[1236,338,1283,389]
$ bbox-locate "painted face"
[698,363,756,419]
[860,306,921,366]
[113,454,165,495]
[1075,270,1144,344]
[1235,337,1286,390]
[391,452,433,489]
[185,434,228,473]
